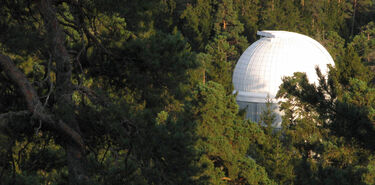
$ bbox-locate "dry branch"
[0,110,30,129]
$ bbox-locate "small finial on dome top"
[257,30,301,38]
[257,31,275,38]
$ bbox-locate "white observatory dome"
[233,30,335,127]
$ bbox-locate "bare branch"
[75,30,86,86]
[58,19,78,30]
[0,110,30,120]
[43,53,54,107]
[82,26,116,57]
[0,110,30,129]
[74,85,110,107]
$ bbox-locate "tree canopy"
[0,0,375,184]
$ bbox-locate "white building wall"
[237,101,282,128]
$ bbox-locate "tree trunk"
[38,0,88,183]
[351,0,357,37]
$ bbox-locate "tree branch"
[74,85,110,107]
[0,110,30,129]
[38,0,89,182]
[0,54,84,149]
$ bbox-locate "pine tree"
[180,0,215,51]
[334,45,372,88]
[0,1,201,184]
[277,67,375,184]
[200,0,248,92]
[249,98,295,184]
[233,0,260,42]
[350,21,375,66]
[188,81,275,184]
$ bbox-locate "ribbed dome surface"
[233,30,334,103]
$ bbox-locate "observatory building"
[232,30,335,128]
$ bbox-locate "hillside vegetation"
[0,0,375,184]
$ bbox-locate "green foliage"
[189,82,275,184]
[350,21,375,65]
[180,0,215,51]
[199,35,237,92]
[334,45,372,87]
[333,79,375,149]
[199,0,248,92]
[233,0,260,42]
[248,100,295,184]
[277,65,375,184]
[362,156,375,184]
[320,31,346,62]
[1,0,375,184]
[94,31,198,114]
[259,0,304,32]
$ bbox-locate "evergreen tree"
[0,1,201,184]
[180,0,215,51]
[320,31,346,62]
[188,81,275,184]
[249,99,295,184]
[200,0,248,92]
[258,0,304,32]
[350,21,375,66]
[334,45,372,88]
[1,0,375,184]
[233,0,260,42]
[277,67,375,184]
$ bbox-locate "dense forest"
[0,0,375,184]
